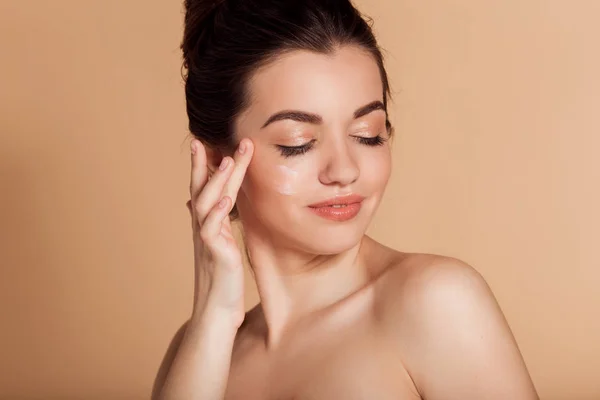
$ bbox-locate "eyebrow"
[260,100,386,129]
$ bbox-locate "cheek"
[362,149,392,189]
[243,160,304,200]
[272,164,301,196]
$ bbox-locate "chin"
[241,195,378,254]
[282,204,373,255]
[306,233,365,255]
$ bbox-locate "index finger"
[221,138,254,206]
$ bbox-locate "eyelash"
[276,135,388,158]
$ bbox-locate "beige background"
[1,0,598,399]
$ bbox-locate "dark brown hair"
[181,0,394,220]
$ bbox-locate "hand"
[185,138,254,329]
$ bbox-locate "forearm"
[157,308,238,400]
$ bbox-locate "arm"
[152,308,238,400]
[389,257,539,399]
[152,137,254,399]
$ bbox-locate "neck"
[241,230,374,349]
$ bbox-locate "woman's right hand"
[185,138,254,330]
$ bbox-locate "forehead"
[241,46,384,127]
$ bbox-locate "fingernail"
[218,197,228,209]
[238,140,246,154]
[219,157,229,171]
[191,141,197,155]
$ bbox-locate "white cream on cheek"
[273,164,300,195]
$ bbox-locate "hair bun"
[180,0,226,70]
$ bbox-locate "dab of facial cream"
[274,164,300,195]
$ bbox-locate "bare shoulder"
[376,252,489,312]
[151,319,190,400]
[374,253,539,399]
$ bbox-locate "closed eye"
[354,135,387,146]
[276,139,316,158]
[276,134,388,158]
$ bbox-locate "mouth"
[308,194,366,208]
[307,194,365,222]
[307,201,363,222]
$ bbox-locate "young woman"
[153,0,539,399]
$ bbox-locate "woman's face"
[234,45,392,254]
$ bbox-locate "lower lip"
[308,202,362,221]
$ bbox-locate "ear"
[204,146,225,175]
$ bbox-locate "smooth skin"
[153,45,539,400]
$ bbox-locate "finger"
[221,138,254,207]
[195,155,235,225]
[190,140,209,201]
[199,196,231,246]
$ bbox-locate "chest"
[224,321,420,400]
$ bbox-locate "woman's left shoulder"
[373,253,539,398]
[376,252,493,318]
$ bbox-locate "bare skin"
[225,242,540,400]
[156,238,539,399]
[153,45,539,399]
[225,236,421,400]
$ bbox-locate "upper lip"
[308,194,366,208]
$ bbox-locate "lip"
[308,202,362,222]
[308,193,366,208]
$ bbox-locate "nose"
[318,138,360,187]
